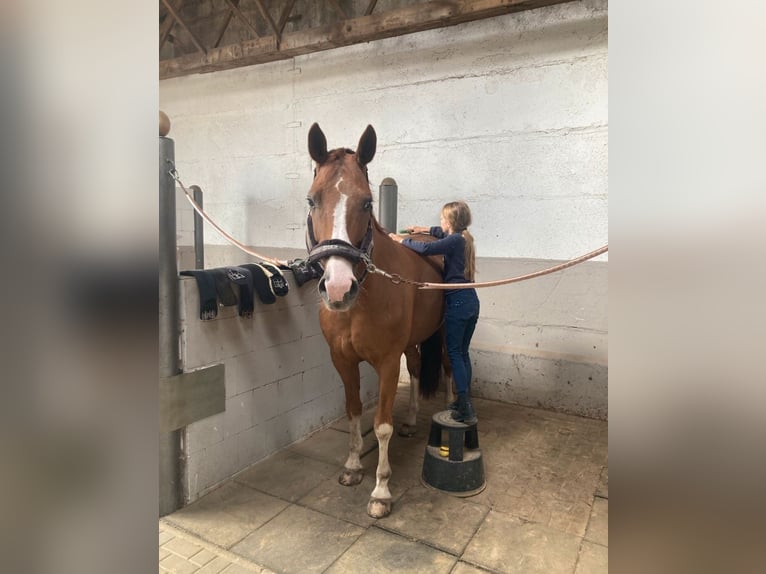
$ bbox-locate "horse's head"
[306,123,377,311]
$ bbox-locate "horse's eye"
[363,199,373,211]
[307,197,315,209]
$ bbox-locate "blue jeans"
[444,289,480,396]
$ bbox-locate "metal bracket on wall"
[160,363,226,433]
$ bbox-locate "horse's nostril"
[346,280,359,301]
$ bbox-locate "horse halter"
[305,212,375,284]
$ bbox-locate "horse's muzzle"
[318,274,359,310]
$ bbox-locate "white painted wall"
[163,1,608,440]
[179,273,378,502]
[161,0,608,260]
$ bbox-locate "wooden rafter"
[276,0,298,38]
[252,0,281,40]
[160,0,576,79]
[222,0,260,39]
[159,0,184,51]
[213,0,238,49]
[161,0,207,55]
[326,0,348,19]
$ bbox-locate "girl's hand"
[388,233,404,243]
[406,225,429,234]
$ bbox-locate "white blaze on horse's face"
[322,176,357,308]
[308,123,377,313]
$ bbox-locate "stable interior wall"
[164,0,609,476]
[178,253,377,503]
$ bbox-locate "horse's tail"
[419,328,442,399]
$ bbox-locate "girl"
[389,201,480,424]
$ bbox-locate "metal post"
[159,136,183,516]
[378,177,398,233]
[190,185,204,269]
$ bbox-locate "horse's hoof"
[367,498,392,518]
[398,423,416,437]
[339,469,364,486]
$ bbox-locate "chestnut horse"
[305,123,445,518]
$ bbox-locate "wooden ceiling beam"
[326,0,348,19]
[276,0,297,38]
[159,0,185,51]
[161,0,207,55]
[161,0,575,79]
[252,0,281,41]
[222,0,260,39]
[213,0,239,48]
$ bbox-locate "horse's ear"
[356,125,376,166]
[308,123,328,164]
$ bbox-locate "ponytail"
[442,201,477,282]
[461,229,476,282]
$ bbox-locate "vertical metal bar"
[159,136,183,516]
[190,185,204,269]
[378,177,398,233]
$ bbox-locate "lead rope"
[411,244,608,290]
[167,162,288,268]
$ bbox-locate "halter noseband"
[305,213,375,283]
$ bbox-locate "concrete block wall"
[164,0,608,488]
[160,0,608,260]
[178,264,378,503]
[471,257,607,420]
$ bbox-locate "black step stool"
[421,410,486,496]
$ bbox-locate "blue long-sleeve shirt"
[402,226,471,292]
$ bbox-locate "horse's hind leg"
[368,355,401,519]
[333,355,365,487]
[398,346,420,437]
[442,341,455,406]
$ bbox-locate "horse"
[305,123,447,518]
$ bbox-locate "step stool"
[421,410,486,496]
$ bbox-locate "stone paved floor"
[160,385,608,573]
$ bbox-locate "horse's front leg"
[367,354,401,518]
[332,354,365,487]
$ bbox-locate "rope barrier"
[167,163,606,289]
[167,162,288,268]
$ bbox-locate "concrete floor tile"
[164,482,289,548]
[324,527,456,574]
[451,562,498,574]
[189,548,217,567]
[288,427,378,467]
[378,485,489,554]
[462,510,581,573]
[596,465,608,498]
[585,497,608,546]
[163,536,204,559]
[231,505,363,574]
[160,528,175,545]
[159,552,199,574]
[195,556,234,574]
[575,540,608,573]
[160,394,608,574]
[360,443,423,495]
[299,472,404,528]
[234,449,340,502]
[220,563,263,574]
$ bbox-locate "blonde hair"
[441,201,476,282]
